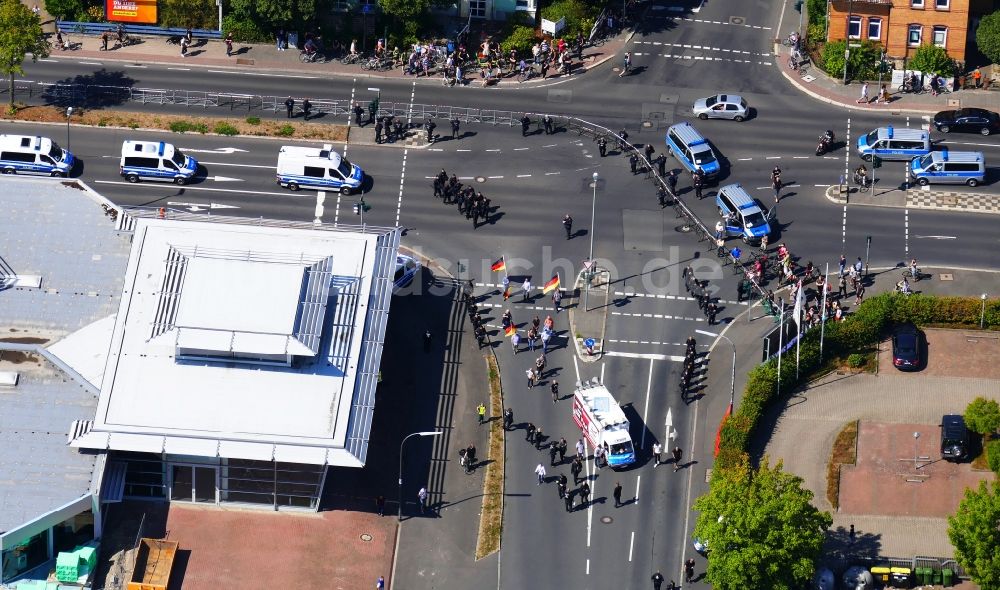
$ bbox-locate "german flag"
[504,325,516,337]
[491,257,506,272]
[543,275,560,294]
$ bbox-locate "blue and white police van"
[910,150,985,187]
[0,134,75,177]
[856,126,931,162]
[393,254,421,293]
[715,183,773,244]
[665,122,720,180]
[120,140,198,184]
[276,146,364,194]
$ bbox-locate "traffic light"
[353,202,361,215]
[872,155,882,169]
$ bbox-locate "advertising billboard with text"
[106,0,157,24]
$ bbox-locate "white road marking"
[514,147,530,151]
[167,67,191,71]
[517,174,532,178]
[457,149,472,152]
[93,180,295,197]
[488,175,503,179]
[914,235,957,239]
[486,149,501,152]
[604,351,685,361]
[205,69,317,79]
[78,61,103,65]
[545,172,561,175]
[123,64,147,68]
[628,531,635,562]
[197,160,274,169]
[640,359,655,450]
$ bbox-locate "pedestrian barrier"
[55,20,223,39]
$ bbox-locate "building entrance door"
[170,465,217,503]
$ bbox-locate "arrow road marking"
[665,407,674,447]
[93,180,297,198]
[205,175,243,182]
[178,147,249,154]
[914,235,957,239]
[167,201,242,212]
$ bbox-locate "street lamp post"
[398,431,443,521]
[697,329,736,405]
[65,106,74,151]
[981,293,988,329]
[585,172,599,311]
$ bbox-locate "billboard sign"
[106,0,157,24]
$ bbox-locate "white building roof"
[71,215,400,467]
[576,383,629,428]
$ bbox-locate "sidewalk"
[37,17,628,87]
[825,183,1000,214]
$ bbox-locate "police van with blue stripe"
[715,183,773,244]
[0,134,75,177]
[910,150,985,187]
[665,122,720,180]
[120,140,198,184]
[276,146,363,193]
[856,126,931,162]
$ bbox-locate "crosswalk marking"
[632,41,771,57]
[631,52,771,66]
[611,311,706,322]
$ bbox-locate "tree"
[379,0,432,19]
[0,0,49,107]
[693,457,832,590]
[965,397,1000,436]
[976,11,1000,65]
[159,0,216,30]
[43,0,88,21]
[908,43,955,77]
[948,480,1000,590]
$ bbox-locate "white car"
[393,254,420,293]
[692,94,749,122]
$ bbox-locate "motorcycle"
[816,131,835,156]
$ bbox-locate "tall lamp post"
[585,172,599,311]
[697,329,736,405]
[981,293,988,329]
[65,106,74,151]
[398,431,443,521]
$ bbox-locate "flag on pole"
[543,275,560,294]
[792,280,805,328]
[504,325,516,337]
[491,257,506,272]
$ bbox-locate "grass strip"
[475,356,505,559]
[826,420,859,510]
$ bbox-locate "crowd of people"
[432,169,495,229]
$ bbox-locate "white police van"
[910,150,985,187]
[120,141,198,184]
[715,183,773,244]
[856,126,931,162]
[393,254,421,293]
[0,134,75,177]
[665,122,720,180]
[276,146,363,193]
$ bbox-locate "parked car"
[891,323,922,371]
[692,94,749,122]
[940,414,970,462]
[393,254,420,293]
[932,108,1000,136]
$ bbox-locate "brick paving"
[162,504,396,590]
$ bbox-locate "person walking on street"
[666,169,677,194]
[549,443,559,466]
[563,214,573,239]
[565,488,574,511]
[551,380,559,403]
[375,118,383,144]
[526,367,537,389]
[579,481,591,507]
[522,279,532,302]
[353,103,364,126]
[629,152,639,175]
[571,456,583,483]
[598,136,608,157]
[552,288,562,313]
[535,463,547,485]
[451,117,460,139]
[857,82,869,104]
[180,35,189,57]
[521,114,531,136]
[653,442,662,467]
[225,32,234,56]
[477,403,486,424]
[301,98,312,121]
[613,481,623,507]
[619,51,631,77]
[558,438,567,462]
[534,427,544,450]
[557,473,568,499]
[535,354,546,378]
[855,283,865,306]
[377,575,385,590]
[418,487,428,514]
[672,446,683,471]
[576,438,586,458]
[503,407,514,430]
[684,558,696,584]
[693,170,704,199]
[543,114,554,135]
[425,118,436,143]
[839,254,847,276]
[526,422,536,443]
[285,96,294,118]
[651,571,665,590]
[511,330,520,354]
[645,143,655,163]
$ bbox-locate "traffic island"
[475,356,505,559]
[568,267,610,362]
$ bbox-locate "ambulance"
[571,379,636,468]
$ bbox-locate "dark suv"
[933,108,1000,136]
[940,415,970,462]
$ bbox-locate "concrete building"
[827,0,971,64]
[0,178,400,585]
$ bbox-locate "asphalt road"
[4,0,1000,587]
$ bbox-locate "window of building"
[53,512,95,556]
[868,18,882,40]
[1,531,48,583]
[908,24,923,45]
[933,26,948,46]
[911,0,924,7]
[935,0,949,9]
[848,16,862,39]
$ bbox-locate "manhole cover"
[948,98,961,107]
[360,533,373,542]
[475,176,486,183]
[236,58,254,66]
[642,120,653,127]
[676,224,693,233]
[600,516,613,524]
[730,16,745,25]
[940,273,953,281]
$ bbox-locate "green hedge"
[716,293,1000,471]
[987,439,1000,475]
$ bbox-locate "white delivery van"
[0,134,75,177]
[275,146,363,193]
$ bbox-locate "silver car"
[692,94,749,122]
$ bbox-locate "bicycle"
[853,173,872,192]
[300,51,325,63]
[901,268,926,281]
[340,52,361,65]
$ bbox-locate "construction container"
[127,538,178,590]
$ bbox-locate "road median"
[475,355,505,559]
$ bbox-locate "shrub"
[169,120,196,133]
[127,120,139,129]
[193,123,208,134]
[214,122,238,136]
[806,0,827,34]
[277,124,295,137]
[245,116,261,125]
[966,398,1000,436]
[908,43,955,77]
[822,40,885,81]
[987,439,1000,475]
[501,26,537,55]
[221,14,270,43]
[847,354,866,368]
[977,11,1000,65]
[540,0,601,38]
